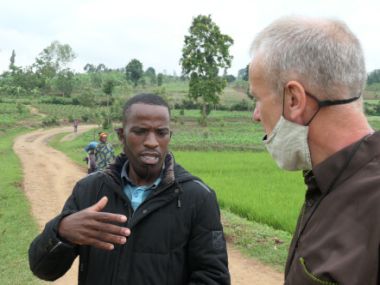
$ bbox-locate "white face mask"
[263,116,312,171]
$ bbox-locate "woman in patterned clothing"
[94,132,115,170]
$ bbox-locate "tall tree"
[157,73,163,86]
[54,69,75,96]
[84,63,96,73]
[368,69,380,85]
[33,41,76,93]
[180,15,233,124]
[102,79,116,128]
[145,67,156,85]
[9,50,16,71]
[237,64,249,81]
[34,41,75,75]
[96,63,107,72]
[125,59,143,87]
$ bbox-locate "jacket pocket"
[298,257,338,285]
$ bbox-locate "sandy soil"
[13,126,283,285]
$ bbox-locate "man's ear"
[284,81,307,123]
[115,127,124,142]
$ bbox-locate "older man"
[249,16,379,284]
[29,93,230,284]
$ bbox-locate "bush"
[38,96,78,105]
[16,103,27,114]
[42,116,60,127]
[230,99,252,111]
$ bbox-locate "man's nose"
[144,132,159,148]
[252,105,261,122]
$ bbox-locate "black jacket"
[29,153,230,284]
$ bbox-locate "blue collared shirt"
[121,162,162,211]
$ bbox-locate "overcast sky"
[0,0,379,76]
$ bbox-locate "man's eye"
[133,129,146,135]
[157,130,169,137]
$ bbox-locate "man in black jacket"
[29,93,230,284]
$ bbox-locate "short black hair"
[122,93,170,121]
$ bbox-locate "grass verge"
[222,209,291,272]
[0,128,42,285]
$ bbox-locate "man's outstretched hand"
[58,196,130,250]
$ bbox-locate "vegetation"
[0,128,41,285]
[222,209,292,271]
[125,59,144,87]
[181,14,234,125]
[367,69,380,85]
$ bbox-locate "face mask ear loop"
[282,88,286,117]
[305,105,321,126]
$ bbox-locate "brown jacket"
[285,132,380,284]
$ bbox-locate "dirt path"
[14,126,283,285]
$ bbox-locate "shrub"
[42,116,60,127]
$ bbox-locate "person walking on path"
[28,93,230,284]
[249,16,379,284]
[83,141,98,174]
[73,119,79,133]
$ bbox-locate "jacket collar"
[311,131,380,194]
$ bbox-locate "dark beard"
[131,162,163,185]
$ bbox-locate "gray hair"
[250,16,367,101]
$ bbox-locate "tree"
[145,67,156,85]
[33,41,76,94]
[54,69,75,96]
[9,50,16,71]
[225,74,236,83]
[102,79,116,128]
[237,64,249,81]
[34,41,75,75]
[96,63,107,72]
[84,63,96,73]
[125,59,143,87]
[157,73,163,86]
[180,15,233,124]
[368,69,380,85]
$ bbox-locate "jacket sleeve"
[187,182,230,285]
[28,183,81,281]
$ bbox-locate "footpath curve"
[13,126,283,285]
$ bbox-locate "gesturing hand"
[58,196,131,250]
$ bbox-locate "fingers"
[84,237,118,251]
[86,219,131,237]
[58,196,130,249]
[89,197,127,223]
[93,211,127,224]
[87,229,128,248]
[77,222,130,251]
[91,196,108,212]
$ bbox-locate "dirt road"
[14,126,283,285]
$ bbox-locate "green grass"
[0,128,42,285]
[0,103,30,130]
[174,151,305,233]
[221,209,291,271]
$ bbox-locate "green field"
[174,151,304,233]
[0,103,30,130]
